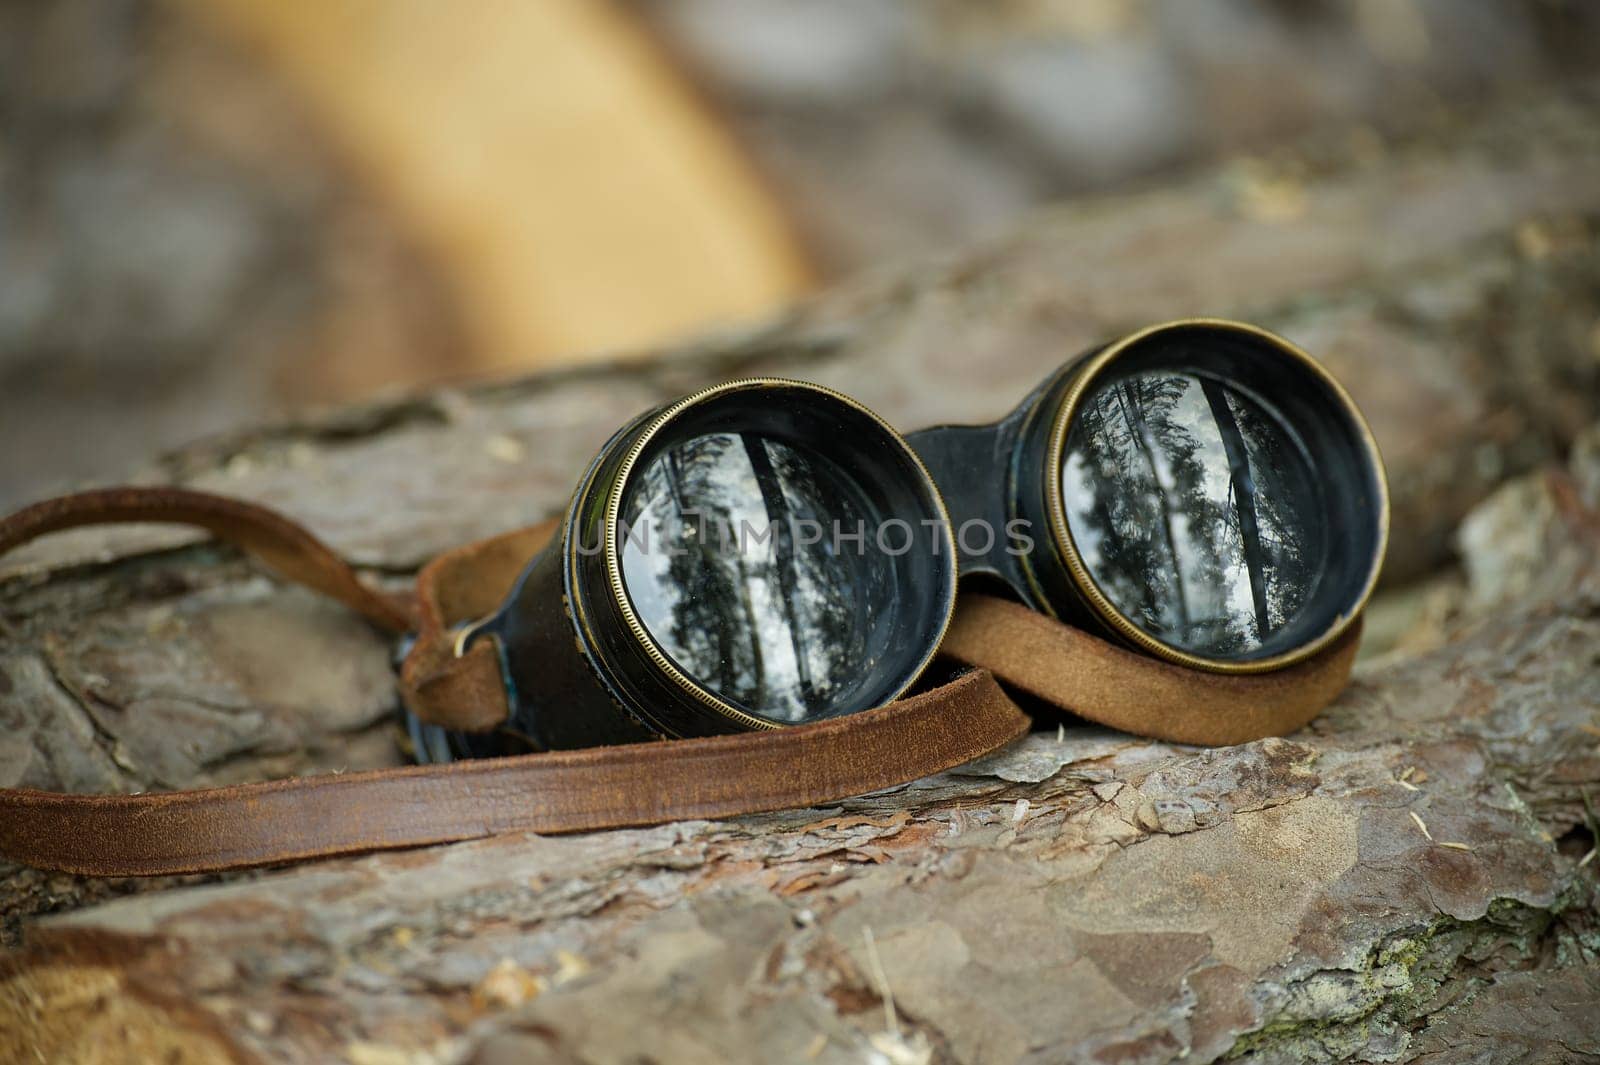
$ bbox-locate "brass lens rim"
[601,377,959,729]
[1042,318,1391,674]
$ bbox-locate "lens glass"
[1061,370,1327,658]
[620,431,899,722]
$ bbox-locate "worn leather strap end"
[399,520,560,732]
[400,639,510,734]
[939,595,1359,746]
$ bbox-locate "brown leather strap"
[0,485,514,733]
[0,487,1030,875]
[940,595,1360,746]
[0,486,1357,875]
[0,669,1027,876]
[0,487,413,633]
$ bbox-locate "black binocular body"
[411,320,1388,762]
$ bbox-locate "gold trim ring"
[1041,318,1390,675]
[600,378,959,728]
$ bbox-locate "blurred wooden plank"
[179,0,812,373]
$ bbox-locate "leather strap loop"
[0,487,413,633]
[400,521,561,731]
[940,595,1359,746]
[0,485,517,734]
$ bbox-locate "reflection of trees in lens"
[1221,388,1323,635]
[1063,371,1324,657]
[1068,373,1230,648]
[620,432,888,722]
[766,441,876,710]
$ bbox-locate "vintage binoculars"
[411,319,1388,760]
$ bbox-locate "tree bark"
[2,86,1599,1065]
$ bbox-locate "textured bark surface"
[2,456,1597,1065]
[2,85,1600,1064]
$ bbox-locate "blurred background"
[3,0,1599,508]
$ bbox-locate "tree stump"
[2,87,1598,1064]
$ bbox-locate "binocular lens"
[1063,369,1324,658]
[1049,322,1386,667]
[620,433,895,722]
[609,384,955,726]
